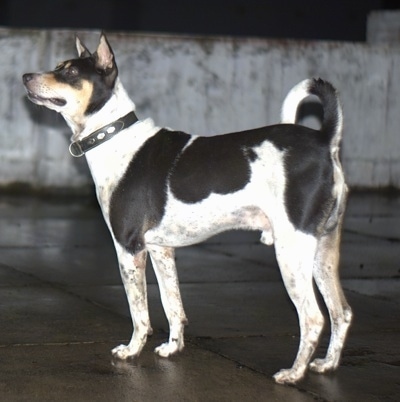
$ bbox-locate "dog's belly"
[144,193,272,247]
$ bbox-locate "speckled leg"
[310,226,352,373]
[148,245,188,357]
[112,246,153,359]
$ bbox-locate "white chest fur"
[85,118,160,220]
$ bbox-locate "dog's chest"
[85,120,160,220]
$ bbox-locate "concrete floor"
[0,192,398,401]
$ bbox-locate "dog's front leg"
[112,246,153,359]
[148,245,188,357]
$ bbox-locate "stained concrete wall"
[1,28,399,192]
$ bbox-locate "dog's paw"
[111,344,140,360]
[154,339,184,357]
[273,368,304,384]
[309,357,337,373]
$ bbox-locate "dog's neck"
[66,78,136,142]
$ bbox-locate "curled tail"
[280,78,343,150]
[282,78,347,233]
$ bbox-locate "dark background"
[0,0,399,42]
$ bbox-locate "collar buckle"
[69,141,84,157]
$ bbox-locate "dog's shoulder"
[108,128,192,253]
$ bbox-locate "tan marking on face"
[28,72,94,118]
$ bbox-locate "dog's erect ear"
[94,33,115,72]
[75,36,91,58]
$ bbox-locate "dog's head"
[23,34,118,124]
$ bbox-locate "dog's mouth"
[26,90,66,107]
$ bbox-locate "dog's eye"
[66,66,79,76]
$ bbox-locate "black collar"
[69,111,138,157]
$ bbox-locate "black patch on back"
[109,129,191,253]
[169,133,262,203]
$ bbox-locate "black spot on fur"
[109,129,191,254]
[169,133,263,203]
[244,147,258,162]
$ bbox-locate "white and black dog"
[23,34,352,384]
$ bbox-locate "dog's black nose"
[23,73,34,84]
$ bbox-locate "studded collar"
[69,111,138,157]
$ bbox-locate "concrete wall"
[367,11,400,45]
[1,28,399,193]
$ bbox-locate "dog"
[23,33,352,384]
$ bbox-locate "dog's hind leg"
[112,246,153,359]
[148,245,188,357]
[272,229,324,384]
[309,225,352,373]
